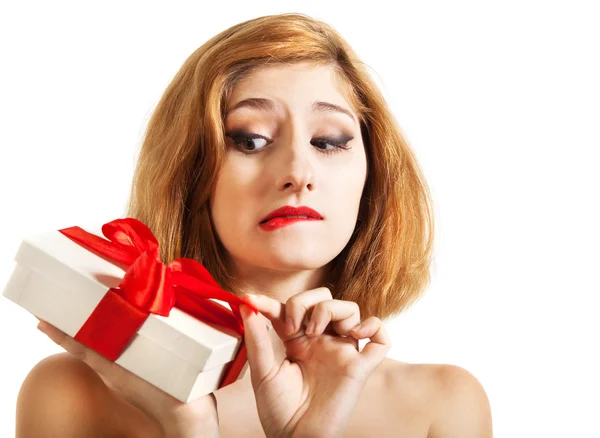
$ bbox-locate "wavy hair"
[125,13,434,321]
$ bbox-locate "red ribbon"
[58,217,258,391]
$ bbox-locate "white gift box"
[2,227,248,403]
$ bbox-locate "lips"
[260,205,323,224]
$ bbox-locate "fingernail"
[351,323,362,332]
[244,293,258,304]
[240,304,252,320]
[285,317,294,335]
[306,321,315,335]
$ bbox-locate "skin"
[28,322,219,437]
[210,61,390,436]
[238,289,390,438]
[211,61,368,303]
[19,61,493,437]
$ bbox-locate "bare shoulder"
[16,353,162,438]
[379,359,493,438]
[345,358,431,437]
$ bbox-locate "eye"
[311,136,354,155]
[225,131,354,155]
[226,132,270,152]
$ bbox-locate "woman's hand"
[238,287,392,438]
[36,319,220,438]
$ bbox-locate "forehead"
[225,62,357,122]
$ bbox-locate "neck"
[232,262,331,303]
[228,263,332,375]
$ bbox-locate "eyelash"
[225,131,353,156]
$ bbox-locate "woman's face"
[210,61,367,277]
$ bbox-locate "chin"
[237,247,334,272]
[227,236,348,272]
[260,249,329,270]
[268,257,328,272]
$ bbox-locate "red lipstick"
[259,205,323,231]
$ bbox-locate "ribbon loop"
[117,248,174,315]
[102,218,159,254]
[58,217,258,391]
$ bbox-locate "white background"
[1,1,598,436]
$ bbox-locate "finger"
[37,322,181,422]
[349,317,392,373]
[305,299,361,338]
[284,287,333,337]
[239,303,277,387]
[242,293,293,340]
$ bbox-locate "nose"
[274,136,315,193]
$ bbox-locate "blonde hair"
[125,13,434,321]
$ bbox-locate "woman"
[16,13,492,438]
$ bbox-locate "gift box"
[2,218,257,403]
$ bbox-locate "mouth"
[259,215,316,224]
[259,205,323,225]
[259,216,321,231]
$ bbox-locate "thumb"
[239,302,275,388]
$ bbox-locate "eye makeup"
[225,130,354,156]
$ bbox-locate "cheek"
[322,161,366,242]
[333,156,367,209]
[211,158,262,232]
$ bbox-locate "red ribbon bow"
[58,217,258,390]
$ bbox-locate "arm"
[36,320,220,438]
[427,365,493,438]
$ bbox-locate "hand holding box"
[2,217,259,403]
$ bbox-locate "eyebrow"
[225,97,356,124]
